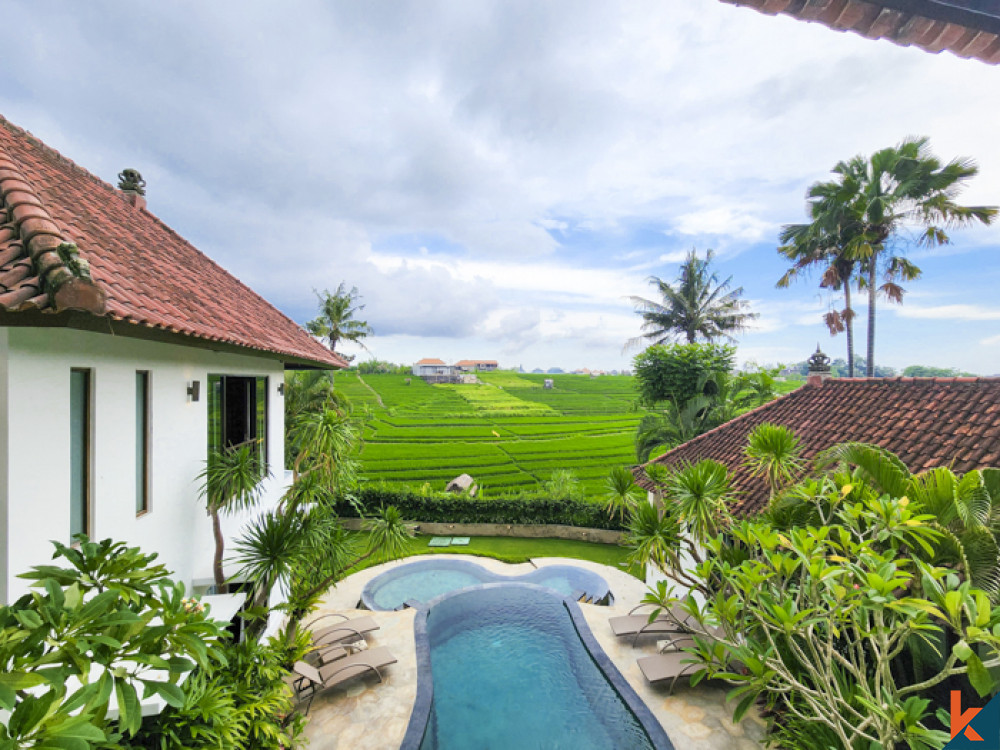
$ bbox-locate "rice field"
[334,371,646,499]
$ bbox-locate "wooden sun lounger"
[292,646,398,714]
[305,613,381,648]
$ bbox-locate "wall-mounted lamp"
[187,380,201,402]
[277,383,285,396]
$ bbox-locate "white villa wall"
[0,326,289,604]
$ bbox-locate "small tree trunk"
[212,508,226,589]
[844,283,855,378]
[866,259,877,377]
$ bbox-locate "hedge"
[337,485,626,531]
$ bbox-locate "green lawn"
[344,531,642,579]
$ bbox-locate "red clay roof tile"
[636,377,1000,517]
[720,0,1000,63]
[0,115,344,368]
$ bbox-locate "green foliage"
[0,538,229,749]
[681,492,1000,749]
[128,635,307,750]
[625,248,758,349]
[744,423,805,500]
[305,283,373,359]
[632,342,735,406]
[604,466,642,523]
[339,483,626,530]
[197,443,268,587]
[542,469,585,502]
[903,365,976,378]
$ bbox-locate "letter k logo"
[953,691,984,741]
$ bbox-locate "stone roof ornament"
[808,344,831,374]
[117,168,146,196]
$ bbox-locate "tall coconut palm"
[791,138,996,377]
[306,283,374,360]
[777,211,861,377]
[625,249,757,350]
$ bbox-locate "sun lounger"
[292,646,398,714]
[637,651,701,692]
[305,613,380,648]
[609,606,696,645]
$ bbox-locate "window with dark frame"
[135,371,150,515]
[207,375,268,473]
[70,368,91,540]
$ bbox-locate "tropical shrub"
[0,538,229,748]
[338,483,626,530]
[126,632,308,750]
[632,342,735,406]
[679,491,1000,750]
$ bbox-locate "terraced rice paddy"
[336,371,644,498]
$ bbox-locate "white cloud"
[897,304,1000,321]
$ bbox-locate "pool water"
[414,585,662,750]
[362,559,612,611]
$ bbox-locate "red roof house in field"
[637,376,1000,517]
[0,113,343,605]
[719,0,1000,63]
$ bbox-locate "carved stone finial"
[807,344,831,374]
[117,168,146,196]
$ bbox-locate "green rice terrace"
[334,371,644,497]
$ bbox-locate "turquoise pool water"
[409,585,666,750]
[362,559,612,611]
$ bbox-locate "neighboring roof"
[720,0,1000,63]
[415,358,447,365]
[637,377,1000,517]
[0,115,345,368]
[454,359,498,366]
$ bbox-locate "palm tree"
[625,249,757,350]
[789,138,996,377]
[306,283,374,360]
[777,210,861,377]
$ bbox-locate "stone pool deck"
[301,555,766,749]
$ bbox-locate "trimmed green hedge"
[338,485,626,531]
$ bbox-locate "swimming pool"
[361,558,613,611]
[400,583,671,749]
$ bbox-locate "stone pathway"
[300,555,766,749]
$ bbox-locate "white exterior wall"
[0,326,289,604]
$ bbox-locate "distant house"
[412,358,453,377]
[454,359,498,373]
[636,375,1000,518]
[0,114,344,605]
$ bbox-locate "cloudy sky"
[3,1,998,373]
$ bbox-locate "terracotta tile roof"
[0,115,345,368]
[720,0,1000,64]
[636,377,1000,517]
[454,359,498,366]
[415,358,447,365]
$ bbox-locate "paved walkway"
[300,555,766,749]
